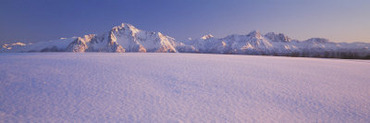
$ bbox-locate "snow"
[1,23,369,58]
[0,53,369,122]
[201,34,214,40]
[1,38,76,53]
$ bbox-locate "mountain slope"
[181,31,370,58]
[1,23,178,53]
[1,23,369,58]
[64,23,179,53]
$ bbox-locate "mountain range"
[1,23,369,59]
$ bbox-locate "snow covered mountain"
[1,23,369,58]
[1,23,178,53]
[180,31,370,58]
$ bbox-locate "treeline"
[277,51,370,59]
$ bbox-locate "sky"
[0,0,370,43]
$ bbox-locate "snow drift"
[0,53,369,122]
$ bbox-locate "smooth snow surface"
[0,53,369,122]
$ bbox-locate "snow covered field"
[0,53,369,122]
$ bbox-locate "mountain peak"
[247,30,262,38]
[111,23,140,34]
[265,32,291,42]
[305,38,329,43]
[118,23,135,28]
[201,34,214,40]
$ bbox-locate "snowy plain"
[0,53,369,122]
